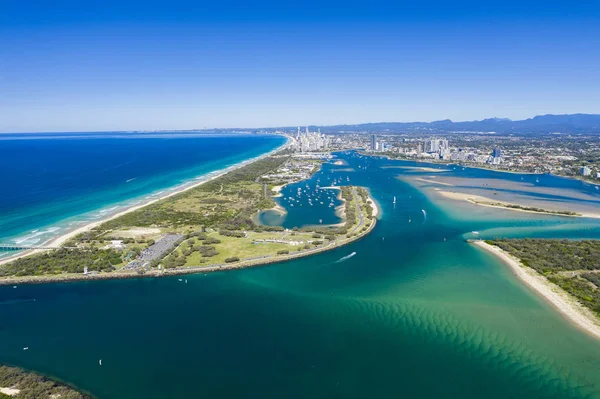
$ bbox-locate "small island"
[473,238,600,339]
[0,151,377,285]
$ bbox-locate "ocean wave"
[13,227,61,245]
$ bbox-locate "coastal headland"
[0,150,377,286]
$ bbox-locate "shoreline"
[472,240,600,340]
[0,192,378,286]
[434,190,600,219]
[0,137,290,266]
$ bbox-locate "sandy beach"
[473,240,600,340]
[434,190,600,219]
[0,139,290,266]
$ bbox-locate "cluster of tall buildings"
[424,138,449,153]
[369,135,389,152]
[293,127,331,152]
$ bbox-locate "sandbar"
[435,190,600,219]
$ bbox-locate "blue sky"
[1,0,599,132]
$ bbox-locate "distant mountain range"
[299,114,600,134]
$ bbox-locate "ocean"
[0,132,285,252]
[1,149,600,398]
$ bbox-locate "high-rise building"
[424,138,449,153]
[581,166,592,176]
[371,135,377,152]
[492,147,502,158]
[293,126,331,152]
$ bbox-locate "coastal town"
[274,128,600,182]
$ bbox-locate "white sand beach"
[0,141,289,266]
[435,190,600,219]
[473,240,600,340]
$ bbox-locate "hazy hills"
[308,114,600,134]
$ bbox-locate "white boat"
[472,231,479,235]
[393,196,396,204]
[23,347,29,351]
[99,359,102,366]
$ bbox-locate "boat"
[23,347,29,351]
[393,196,396,204]
[472,231,479,235]
[99,359,102,366]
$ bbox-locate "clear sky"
[1,0,599,132]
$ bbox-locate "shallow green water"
[1,152,600,398]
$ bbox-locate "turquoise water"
[1,151,600,398]
[0,133,285,251]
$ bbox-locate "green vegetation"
[475,201,579,216]
[0,365,92,399]
[488,238,600,316]
[1,149,377,281]
[0,249,120,277]
[101,154,290,230]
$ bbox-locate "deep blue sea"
[0,132,285,250]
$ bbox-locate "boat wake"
[335,252,356,263]
[0,298,37,306]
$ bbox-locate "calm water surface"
[1,151,600,398]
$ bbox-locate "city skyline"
[2,0,600,132]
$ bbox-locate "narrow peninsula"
[0,150,377,285]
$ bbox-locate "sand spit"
[473,240,600,340]
[382,166,450,172]
[436,191,600,219]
